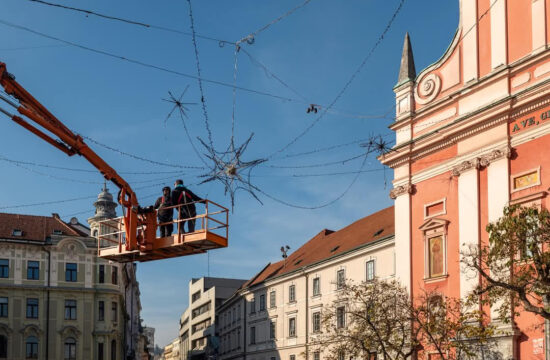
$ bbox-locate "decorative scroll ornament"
[451,159,480,177]
[479,146,512,167]
[389,183,415,199]
[452,146,512,176]
[414,73,442,105]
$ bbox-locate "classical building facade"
[176,277,247,360]
[381,0,550,358]
[216,207,394,360]
[0,185,146,360]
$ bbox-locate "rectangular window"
[238,304,241,319]
[289,317,296,337]
[289,285,296,303]
[270,321,276,339]
[312,311,321,333]
[0,297,7,317]
[336,306,345,328]
[26,298,38,318]
[99,265,105,284]
[428,235,444,278]
[250,298,256,314]
[26,338,38,359]
[336,269,345,289]
[192,291,201,303]
[259,294,266,311]
[191,301,211,319]
[314,352,320,360]
[250,326,256,344]
[98,301,105,321]
[0,259,8,278]
[366,260,375,281]
[111,302,118,322]
[65,300,77,320]
[98,343,104,360]
[27,261,39,280]
[290,355,296,360]
[65,263,77,282]
[312,277,320,296]
[269,290,276,308]
[111,267,118,285]
[65,339,76,360]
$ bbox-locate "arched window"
[64,337,76,360]
[0,335,7,359]
[110,339,116,360]
[25,336,38,359]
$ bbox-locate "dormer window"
[12,229,22,236]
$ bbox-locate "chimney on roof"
[52,213,60,219]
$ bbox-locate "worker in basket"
[154,186,174,237]
[172,179,203,233]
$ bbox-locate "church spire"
[397,32,416,86]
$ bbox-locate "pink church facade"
[381,0,550,358]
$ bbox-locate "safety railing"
[95,199,228,253]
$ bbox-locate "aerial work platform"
[96,200,228,262]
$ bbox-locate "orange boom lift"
[0,62,228,262]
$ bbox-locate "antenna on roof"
[281,245,290,268]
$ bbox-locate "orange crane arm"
[0,62,145,250]
[0,62,137,205]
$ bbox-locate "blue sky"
[0,0,459,347]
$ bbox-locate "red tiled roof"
[248,206,394,287]
[0,212,81,241]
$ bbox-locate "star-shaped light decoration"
[198,133,267,210]
[360,135,393,156]
[162,85,196,125]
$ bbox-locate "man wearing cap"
[154,186,174,237]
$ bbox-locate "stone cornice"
[389,183,415,199]
[384,99,512,169]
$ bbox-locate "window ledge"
[423,274,449,283]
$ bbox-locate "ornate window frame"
[419,218,449,281]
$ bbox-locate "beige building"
[216,206,394,360]
[0,185,146,360]
[175,277,246,360]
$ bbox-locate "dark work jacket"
[154,196,174,222]
[171,185,202,216]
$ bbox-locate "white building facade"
[217,207,394,360]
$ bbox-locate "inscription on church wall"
[510,106,550,133]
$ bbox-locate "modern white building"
[176,277,247,360]
[216,206,395,360]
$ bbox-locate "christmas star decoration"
[198,133,267,210]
